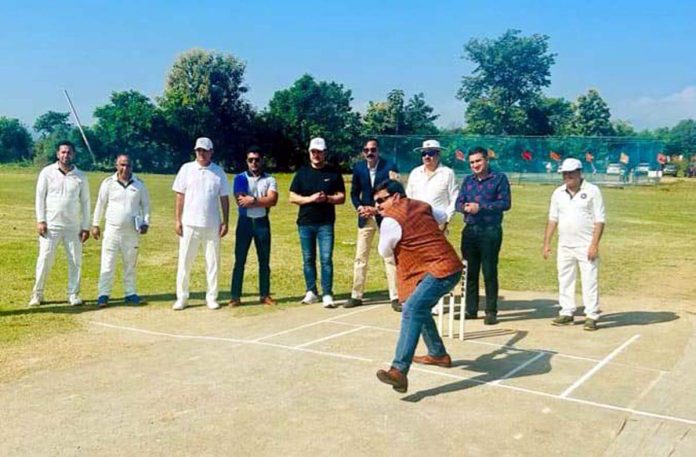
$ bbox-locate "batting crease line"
[491,352,548,385]
[296,326,367,348]
[92,321,695,427]
[560,334,641,398]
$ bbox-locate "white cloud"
[614,86,696,129]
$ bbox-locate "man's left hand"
[219,223,228,238]
[237,195,255,208]
[464,202,480,214]
[587,244,599,261]
[79,230,90,243]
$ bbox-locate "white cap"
[559,158,582,172]
[194,137,214,151]
[308,137,327,151]
[414,139,443,151]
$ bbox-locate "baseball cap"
[559,158,582,172]
[308,137,327,151]
[194,137,214,151]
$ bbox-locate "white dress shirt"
[35,163,90,231]
[378,205,448,258]
[405,164,459,222]
[93,173,151,230]
[549,180,606,247]
[172,161,229,228]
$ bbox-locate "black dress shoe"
[391,299,402,312]
[344,298,363,308]
[484,313,498,325]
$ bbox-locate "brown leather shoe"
[260,296,276,306]
[412,353,452,368]
[376,367,408,393]
[228,298,242,307]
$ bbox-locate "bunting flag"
[521,150,533,161]
[549,151,561,162]
[455,149,465,161]
[585,152,594,163]
[619,152,630,164]
[487,148,497,159]
[657,153,667,164]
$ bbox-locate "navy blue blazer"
[350,159,399,228]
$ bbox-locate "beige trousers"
[351,218,397,300]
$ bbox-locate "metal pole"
[63,89,97,166]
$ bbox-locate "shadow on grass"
[402,331,556,403]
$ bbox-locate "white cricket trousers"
[557,244,600,319]
[351,218,398,300]
[32,228,82,297]
[176,225,220,304]
[98,225,139,297]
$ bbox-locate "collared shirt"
[368,160,378,187]
[378,206,447,258]
[405,164,459,222]
[456,170,511,227]
[35,162,91,231]
[549,179,606,247]
[232,171,278,218]
[93,173,151,231]
[172,161,229,228]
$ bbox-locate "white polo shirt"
[93,173,151,231]
[405,164,459,222]
[549,179,606,247]
[172,161,229,228]
[35,163,91,231]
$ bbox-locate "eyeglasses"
[421,149,439,157]
[118,163,132,167]
[374,194,392,205]
[363,147,378,153]
[247,157,260,163]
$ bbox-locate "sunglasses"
[247,157,261,163]
[421,149,439,157]
[310,149,325,154]
[374,194,392,205]
[363,147,378,153]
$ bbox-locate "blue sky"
[1,0,694,131]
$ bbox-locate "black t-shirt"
[290,165,346,225]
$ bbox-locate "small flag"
[585,152,594,163]
[549,151,561,161]
[455,149,465,161]
[620,152,630,164]
[487,148,497,159]
[657,153,667,164]
[521,150,532,161]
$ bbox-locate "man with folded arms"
[29,140,90,307]
[374,180,462,393]
[172,137,230,311]
[91,154,150,308]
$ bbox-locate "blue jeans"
[230,215,271,299]
[392,271,462,374]
[298,224,334,296]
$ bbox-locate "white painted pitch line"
[626,370,666,410]
[560,334,641,398]
[295,326,368,348]
[250,305,381,342]
[491,352,548,385]
[408,365,696,426]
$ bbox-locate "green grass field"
[1,167,695,347]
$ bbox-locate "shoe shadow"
[597,311,679,329]
[402,331,556,403]
[495,298,560,322]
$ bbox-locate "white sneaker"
[301,291,318,304]
[207,301,220,310]
[172,300,187,311]
[28,295,42,307]
[68,294,83,306]
[322,295,336,309]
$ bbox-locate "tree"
[0,117,33,162]
[524,96,574,136]
[403,93,439,135]
[362,90,439,136]
[33,111,70,136]
[612,120,636,137]
[94,90,171,171]
[458,29,556,135]
[572,89,615,136]
[264,74,361,169]
[665,119,696,155]
[159,48,255,168]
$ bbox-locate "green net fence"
[373,135,665,185]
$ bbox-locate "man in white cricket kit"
[172,137,230,311]
[543,158,606,331]
[91,154,151,307]
[29,140,91,307]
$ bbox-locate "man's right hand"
[175,221,183,237]
[37,222,47,237]
[91,226,101,240]
[310,192,327,203]
[542,243,552,260]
